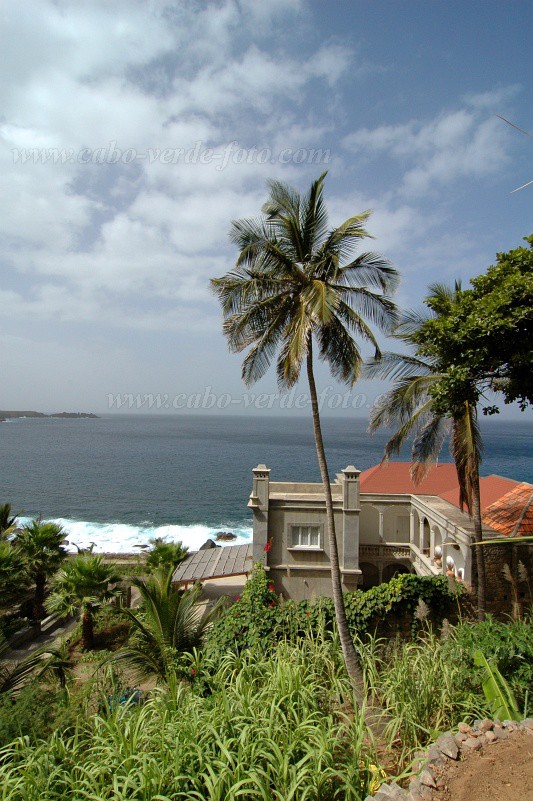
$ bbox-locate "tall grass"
[369,630,485,756]
[0,638,377,801]
[1,617,529,798]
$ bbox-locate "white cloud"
[0,0,355,331]
[342,95,515,197]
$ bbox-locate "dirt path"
[4,618,78,662]
[439,734,533,801]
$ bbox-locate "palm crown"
[211,172,399,389]
[365,282,482,513]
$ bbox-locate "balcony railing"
[359,543,411,560]
[359,542,439,576]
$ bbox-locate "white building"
[249,461,531,601]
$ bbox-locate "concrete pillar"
[430,527,435,563]
[378,510,385,542]
[341,466,360,571]
[419,518,425,552]
[249,464,271,564]
[409,510,416,545]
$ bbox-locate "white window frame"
[289,524,322,550]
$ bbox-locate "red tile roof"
[482,483,533,538]
[359,461,523,513]
[360,462,459,496]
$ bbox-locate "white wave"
[17,517,253,554]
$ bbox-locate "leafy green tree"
[415,236,532,413]
[145,537,188,573]
[211,172,398,693]
[112,569,224,682]
[14,520,68,619]
[366,283,487,619]
[46,554,121,650]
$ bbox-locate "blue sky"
[0,0,531,418]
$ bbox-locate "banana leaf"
[473,649,520,722]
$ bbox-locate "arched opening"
[421,518,430,555]
[431,525,443,568]
[382,562,411,583]
[359,562,380,590]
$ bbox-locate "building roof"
[172,543,253,583]
[482,483,533,538]
[359,461,521,513]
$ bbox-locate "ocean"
[1,414,531,553]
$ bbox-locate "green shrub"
[0,683,63,746]
[443,615,533,711]
[207,564,461,657]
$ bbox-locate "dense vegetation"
[0,611,531,798]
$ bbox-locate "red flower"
[190,668,196,676]
[236,596,241,601]
[268,584,275,592]
[305,611,310,616]
[263,539,272,552]
[268,601,276,608]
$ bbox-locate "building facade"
[249,462,532,605]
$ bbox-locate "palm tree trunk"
[81,609,95,651]
[306,342,365,705]
[471,460,486,621]
[33,572,46,619]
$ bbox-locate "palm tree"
[46,554,122,650]
[0,541,27,608]
[0,503,19,540]
[145,537,188,573]
[365,284,486,619]
[112,569,224,682]
[211,172,398,691]
[14,519,68,619]
[0,634,70,698]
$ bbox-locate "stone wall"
[475,542,533,617]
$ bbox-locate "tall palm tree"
[211,173,398,691]
[365,284,486,618]
[46,554,121,650]
[14,519,68,619]
[112,569,224,682]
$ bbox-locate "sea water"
[1,414,531,553]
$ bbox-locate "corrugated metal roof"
[172,543,253,583]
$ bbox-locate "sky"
[1,0,531,419]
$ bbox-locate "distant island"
[0,411,99,422]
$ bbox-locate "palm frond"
[338,252,399,294]
[301,172,329,256]
[411,415,450,483]
[338,286,399,334]
[317,316,362,384]
[276,303,311,388]
[364,352,434,381]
